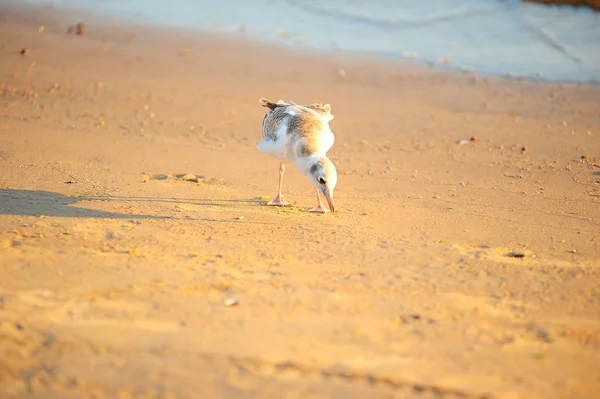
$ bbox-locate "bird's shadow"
[0,189,267,222]
[0,189,165,219]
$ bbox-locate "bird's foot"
[267,196,291,206]
[308,205,330,213]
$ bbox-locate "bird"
[257,98,337,213]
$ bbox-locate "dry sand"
[1,4,599,399]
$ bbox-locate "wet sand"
[1,4,599,399]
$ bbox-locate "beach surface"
[1,3,600,399]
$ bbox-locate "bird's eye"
[318,177,326,184]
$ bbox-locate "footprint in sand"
[141,172,221,185]
[453,244,536,264]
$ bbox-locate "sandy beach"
[1,3,600,398]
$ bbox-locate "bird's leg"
[308,188,330,213]
[267,162,291,206]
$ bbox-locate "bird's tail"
[259,98,289,110]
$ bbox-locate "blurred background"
[18,0,600,82]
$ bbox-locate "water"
[15,0,600,82]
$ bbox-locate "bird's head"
[307,157,337,212]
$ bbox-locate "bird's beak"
[325,193,335,212]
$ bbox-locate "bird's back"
[258,98,334,160]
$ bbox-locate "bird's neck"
[295,154,326,173]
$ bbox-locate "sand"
[1,3,599,399]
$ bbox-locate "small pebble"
[68,23,85,36]
[509,252,526,258]
[224,298,239,307]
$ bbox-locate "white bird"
[257,98,337,213]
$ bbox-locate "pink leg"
[308,188,330,213]
[267,162,291,206]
